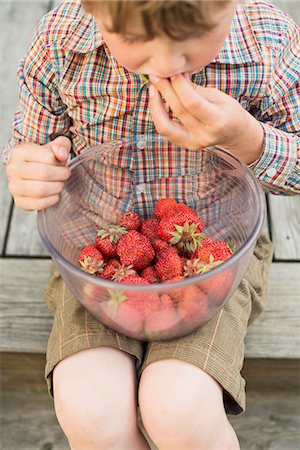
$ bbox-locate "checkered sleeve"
[250,16,300,195]
[1,15,71,164]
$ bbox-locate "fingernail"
[58,147,68,159]
[149,75,160,85]
[148,84,156,98]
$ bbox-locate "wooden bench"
[1,1,299,448]
[1,258,299,358]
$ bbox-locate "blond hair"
[81,1,233,40]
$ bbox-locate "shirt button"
[266,167,277,177]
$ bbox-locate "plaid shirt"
[2,0,300,195]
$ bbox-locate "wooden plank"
[0,0,51,256]
[1,378,299,450]
[268,195,300,260]
[0,259,52,353]
[245,262,300,358]
[2,353,299,394]
[6,209,49,256]
[0,259,299,357]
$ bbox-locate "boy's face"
[95,2,237,78]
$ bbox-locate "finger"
[9,179,64,199]
[45,136,72,163]
[14,194,60,211]
[8,161,71,182]
[170,74,217,121]
[11,144,59,166]
[149,85,197,149]
[149,77,201,131]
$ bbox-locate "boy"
[3,0,299,448]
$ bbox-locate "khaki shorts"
[44,230,273,415]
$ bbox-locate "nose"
[150,44,186,78]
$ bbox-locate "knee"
[54,379,135,447]
[53,354,137,447]
[139,359,238,449]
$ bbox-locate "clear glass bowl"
[37,135,265,340]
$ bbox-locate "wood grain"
[0,1,51,255]
[1,259,299,358]
[268,195,300,260]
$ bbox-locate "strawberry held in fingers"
[117,230,155,270]
[79,245,105,274]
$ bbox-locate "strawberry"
[104,289,144,335]
[99,258,121,280]
[192,247,213,263]
[183,258,206,278]
[111,264,137,282]
[154,198,178,218]
[200,268,233,307]
[79,245,105,274]
[118,274,147,284]
[201,237,214,247]
[155,252,183,281]
[117,230,155,270]
[119,211,142,230]
[177,286,209,323]
[157,210,204,253]
[96,224,127,258]
[144,294,181,338]
[140,266,160,283]
[140,217,160,242]
[211,240,232,261]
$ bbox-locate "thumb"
[45,136,72,163]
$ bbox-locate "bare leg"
[53,347,150,450]
[139,359,240,450]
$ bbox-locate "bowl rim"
[37,135,266,292]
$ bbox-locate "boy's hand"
[6,136,71,211]
[149,74,264,165]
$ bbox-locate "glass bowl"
[37,135,265,340]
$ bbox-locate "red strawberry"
[117,230,155,271]
[177,286,209,323]
[79,245,105,274]
[140,217,160,242]
[156,252,183,281]
[157,210,204,253]
[99,258,121,280]
[211,241,232,261]
[154,198,178,218]
[140,266,160,283]
[111,264,137,282]
[96,225,127,258]
[201,237,214,247]
[119,274,147,284]
[144,294,181,338]
[104,289,144,335]
[200,268,233,307]
[192,247,213,263]
[119,211,141,230]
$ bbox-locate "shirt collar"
[59,2,262,64]
[56,2,104,53]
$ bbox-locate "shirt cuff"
[1,137,22,165]
[247,122,299,195]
